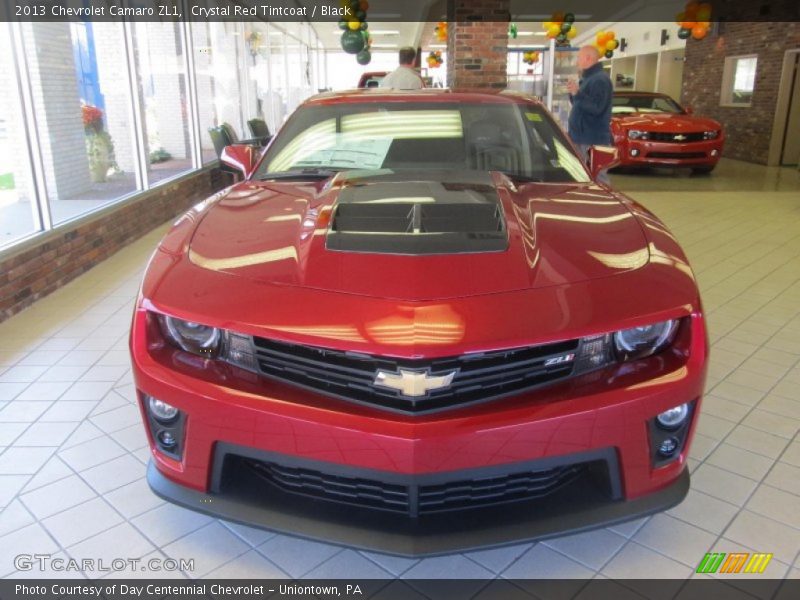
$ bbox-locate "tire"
[691,166,715,175]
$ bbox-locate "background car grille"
[251,336,580,413]
[647,132,706,143]
[244,458,590,517]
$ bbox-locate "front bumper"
[148,449,689,556]
[617,138,723,167]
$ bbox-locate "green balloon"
[557,33,567,43]
[338,20,347,30]
[561,22,571,33]
[605,50,614,58]
[356,49,372,65]
[360,21,368,31]
[356,10,366,20]
[565,12,575,23]
[677,27,691,39]
[341,30,365,54]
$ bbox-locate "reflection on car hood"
[187,169,650,301]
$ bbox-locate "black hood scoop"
[326,170,508,255]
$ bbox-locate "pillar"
[446,0,510,92]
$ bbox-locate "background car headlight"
[614,319,678,360]
[703,130,719,139]
[627,130,648,140]
[158,314,221,357]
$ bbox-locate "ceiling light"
[429,44,446,48]
[369,30,400,35]
[371,43,398,48]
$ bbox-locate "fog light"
[157,430,177,450]
[658,436,680,457]
[630,149,640,157]
[710,149,719,157]
[148,397,179,423]
[656,403,689,430]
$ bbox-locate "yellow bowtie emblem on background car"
[374,369,457,397]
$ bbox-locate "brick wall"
[446,0,510,92]
[0,167,226,322]
[682,22,800,164]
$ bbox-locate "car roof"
[303,89,544,107]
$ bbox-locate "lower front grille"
[240,455,597,518]
[647,131,706,143]
[647,151,706,159]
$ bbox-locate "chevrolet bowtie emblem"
[673,134,687,141]
[373,369,457,397]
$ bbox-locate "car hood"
[612,112,720,132]
[187,170,650,301]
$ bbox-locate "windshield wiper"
[259,167,340,181]
[499,171,544,183]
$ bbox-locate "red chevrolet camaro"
[611,91,724,174]
[130,90,708,556]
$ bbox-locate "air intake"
[325,171,508,255]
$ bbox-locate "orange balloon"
[691,24,708,39]
[679,21,696,29]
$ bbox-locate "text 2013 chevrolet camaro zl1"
[130,90,708,556]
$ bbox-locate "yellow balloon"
[547,24,561,38]
[348,20,361,31]
[567,27,577,39]
[605,39,616,51]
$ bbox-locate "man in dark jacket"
[567,46,613,185]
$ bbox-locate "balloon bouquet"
[426,51,443,69]
[594,31,620,59]
[338,0,372,65]
[542,12,578,45]
[675,2,713,40]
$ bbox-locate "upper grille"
[251,336,579,413]
[647,151,707,159]
[646,132,706,143]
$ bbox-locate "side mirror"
[220,144,259,179]
[588,145,619,180]
[684,105,694,114]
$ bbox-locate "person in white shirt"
[379,47,425,90]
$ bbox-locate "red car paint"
[130,90,707,547]
[357,71,387,88]
[611,92,724,171]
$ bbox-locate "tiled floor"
[1,159,799,585]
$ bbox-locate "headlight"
[614,319,678,360]
[656,403,690,430]
[147,396,179,423]
[627,130,648,140]
[703,130,719,139]
[158,314,221,357]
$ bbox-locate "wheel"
[691,166,715,175]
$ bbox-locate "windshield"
[612,95,684,114]
[256,101,590,183]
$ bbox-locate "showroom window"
[19,21,140,227]
[0,20,325,254]
[721,55,758,106]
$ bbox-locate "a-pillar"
[446,0,510,92]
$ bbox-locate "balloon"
[356,10,365,20]
[607,31,616,40]
[553,11,565,22]
[542,21,552,30]
[605,39,617,51]
[359,0,369,11]
[565,12,575,23]
[561,22,571,33]
[340,30,365,54]
[557,33,567,43]
[338,20,347,30]
[691,24,708,39]
[605,50,614,59]
[679,21,696,29]
[610,39,619,49]
[356,49,371,65]
[360,21,368,30]
[697,3,712,19]
[596,31,608,45]
[547,24,561,38]
[349,0,360,11]
[677,27,691,39]
[348,20,361,31]
[567,27,577,39]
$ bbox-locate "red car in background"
[130,90,707,556]
[611,91,724,174]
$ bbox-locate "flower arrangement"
[82,104,117,183]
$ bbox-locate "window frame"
[720,54,758,108]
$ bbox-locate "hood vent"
[326,173,508,255]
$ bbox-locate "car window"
[257,102,591,183]
[612,95,683,114]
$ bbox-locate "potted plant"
[83,104,116,183]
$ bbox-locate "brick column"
[446,0,510,91]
